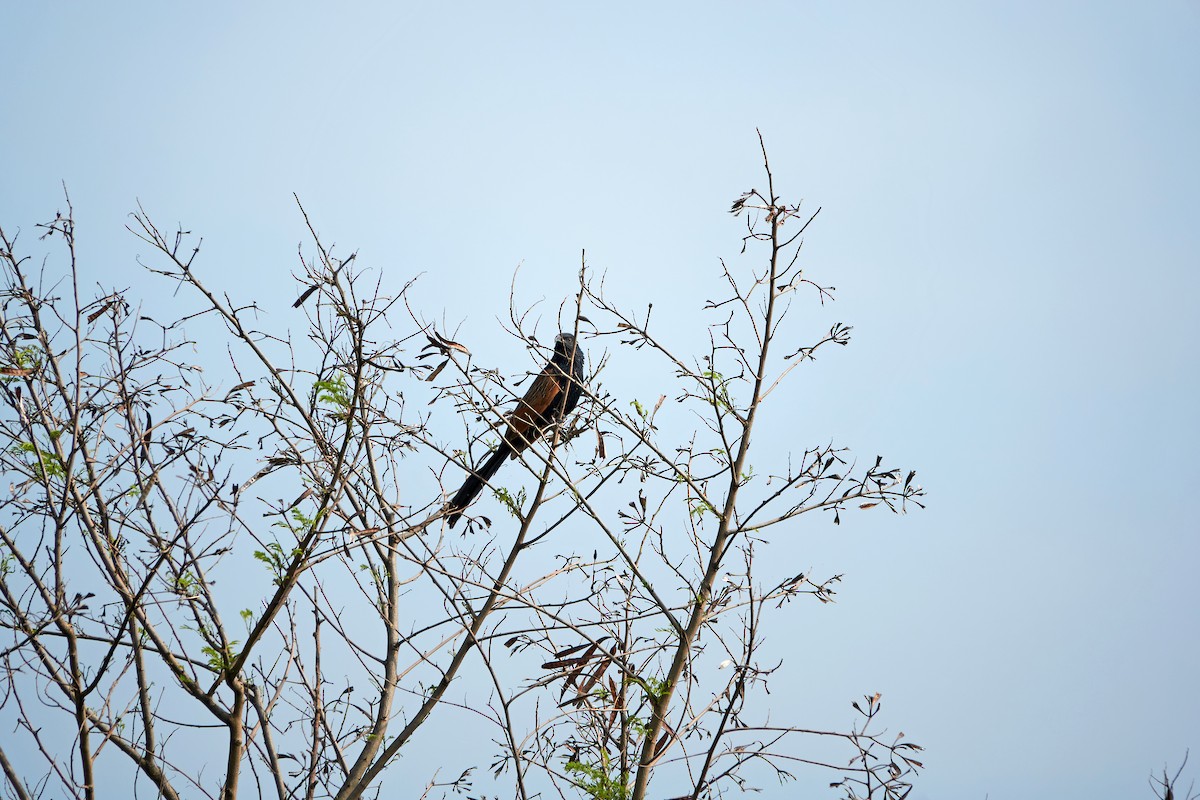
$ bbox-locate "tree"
[1151,753,1198,800]
[0,139,925,800]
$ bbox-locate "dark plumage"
[446,333,585,528]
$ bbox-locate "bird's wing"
[503,367,563,453]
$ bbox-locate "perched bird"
[446,333,585,528]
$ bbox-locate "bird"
[445,332,585,528]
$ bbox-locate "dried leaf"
[224,381,255,401]
[541,657,584,671]
[553,642,592,660]
[86,300,115,323]
[292,284,319,308]
[286,488,314,511]
[575,657,611,698]
[423,331,470,356]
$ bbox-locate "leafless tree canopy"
[0,142,927,800]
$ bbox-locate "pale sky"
[2,3,1198,799]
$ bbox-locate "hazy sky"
[2,3,1198,799]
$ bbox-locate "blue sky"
[2,3,1198,798]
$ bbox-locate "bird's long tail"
[446,444,512,528]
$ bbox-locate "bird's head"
[554,332,577,353]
